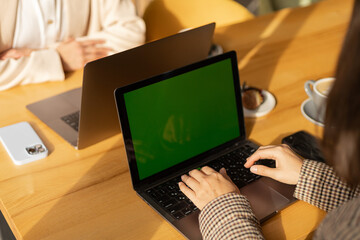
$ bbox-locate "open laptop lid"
[27,23,216,150]
[114,51,246,189]
[77,23,215,149]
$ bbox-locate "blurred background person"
[0,0,145,91]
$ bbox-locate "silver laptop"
[26,23,215,149]
[114,51,296,240]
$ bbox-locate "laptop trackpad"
[241,179,290,221]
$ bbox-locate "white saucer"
[243,90,276,117]
[301,99,324,127]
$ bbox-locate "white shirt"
[13,0,66,49]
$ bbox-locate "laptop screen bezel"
[114,51,246,189]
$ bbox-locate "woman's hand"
[245,144,304,185]
[0,48,34,60]
[56,38,111,72]
[179,166,240,210]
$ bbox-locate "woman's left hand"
[0,48,34,60]
[179,166,240,210]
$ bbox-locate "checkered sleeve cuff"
[199,192,264,240]
[294,160,360,212]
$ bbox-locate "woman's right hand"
[56,38,111,72]
[245,144,304,185]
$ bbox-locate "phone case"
[282,130,325,162]
[0,122,48,165]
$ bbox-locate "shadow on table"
[23,138,170,239]
[215,4,317,137]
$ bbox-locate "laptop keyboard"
[61,111,80,131]
[146,144,275,220]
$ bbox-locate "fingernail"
[250,166,257,173]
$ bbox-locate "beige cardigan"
[0,0,145,91]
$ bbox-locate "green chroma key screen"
[124,58,240,180]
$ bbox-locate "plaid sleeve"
[199,192,264,240]
[294,160,360,212]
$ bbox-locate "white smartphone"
[0,122,48,165]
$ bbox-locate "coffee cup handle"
[304,80,315,99]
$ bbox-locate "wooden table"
[0,0,353,239]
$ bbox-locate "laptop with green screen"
[114,51,295,240]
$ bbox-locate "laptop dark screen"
[122,55,240,180]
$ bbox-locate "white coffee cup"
[304,77,335,123]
